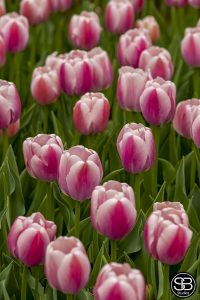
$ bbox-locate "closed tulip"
[144,202,192,265]
[139,46,174,80]
[0,33,6,67]
[23,134,64,182]
[0,80,21,130]
[140,77,176,125]
[188,0,200,7]
[117,123,155,173]
[69,11,102,50]
[165,0,188,6]
[173,99,200,138]
[50,0,72,12]
[73,92,110,135]
[94,263,146,300]
[8,212,56,266]
[129,0,145,12]
[45,236,91,294]
[58,145,103,201]
[0,13,29,53]
[117,28,151,68]
[0,0,5,16]
[91,180,137,240]
[31,66,60,105]
[181,27,200,67]
[136,16,160,43]
[20,0,51,24]
[45,52,68,73]
[105,0,134,35]
[117,66,149,112]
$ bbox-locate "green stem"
[46,182,54,220]
[75,201,80,238]
[34,267,39,300]
[67,294,73,300]
[2,130,8,161]
[135,174,141,212]
[163,264,170,300]
[43,106,48,133]
[93,230,99,263]
[152,126,160,197]
[21,265,27,300]
[190,144,196,190]
[111,240,117,262]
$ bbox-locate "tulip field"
[1,0,200,299]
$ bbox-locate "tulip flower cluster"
[165,0,200,7]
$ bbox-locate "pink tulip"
[165,0,188,6]
[117,66,149,112]
[0,119,20,137]
[45,236,91,294]
[0,33,6,67]
[91,180,137,240]
[144,202,192,265]
[117,123,155,173]
[0,13,29,53]
[139,46,174,80]
[173,99,200,138]
[136,16,160,43]
[105,0,134,35]
[140,77,176,125]
[69,11,102,50]
[31,66,60,105]
[188,0,200,7]
[192,115,200,147]
[73,92,110,135]
[58,145,103,201]
[60,50,93,95]
[45,52,68,73]
[20,0,51,24]
[0,0,5,16]
[181,27,200,67]
[50,0,72,12]
[8,212,56,266]
[0,80,21,130]
[117,28,151,68]
[88,47,113,91]
[23,134,64,182]
[94,263,146,300]
[129,0,145,12]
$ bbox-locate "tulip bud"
[173,99,200,138]
[139,46,174,80]
[91,180,137,240]
[0,13,29,53]
[45,236,91,294]
[73,92,110,135]
[117,66,149,112]
[188,0,200,7]
[0,80,21,130]
[105,0,134,35]
[117,123,155,173]
[94,263,146,300]
[0,33,6,67]
[129,0,145,12]
[8,212,57,266]
[88,47,113,91]
[31,66,60,105]
[0,0,5,16]
[69,11,102,50]
[60,50,93,95]
[20,0,51,24]
[165,0,188,6]
[50,0,72,12]
[140,77,176,125]
[58,145,103,201]
[45,52,68,73]
[117,28,151,68]
[181,27,200,67]
[144,202,192,265]
[23,134,64,182]
[135,16,160,43]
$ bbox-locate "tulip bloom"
[20,0,51,24]
[165,0,188,6]
[173,99,200,138]
[0,80,21,130]
[117,66,149,112]
[105,0,134,35]
[136,16,160,43]
[23,134,64,182]
[140,77,176,125]
[69,11,102,50]
[129,0,145,12]
[188,0,200,7]
[144,202,192,265]
[91,180,137,240]
[181,27,200,67]
[94,263,146,300]
[50,0,72,11]
[73,92,110,135]
[117,123,155,173]
[8,212,57,266]
[0,33,6,67]
[0,13,29,53]
[45,236,91,294]
[58,145,103,201]
[117,29,151,68]
[139,46,174,80]
[0,0,5,16]
[45,52,68,73]
[31,66,60,105]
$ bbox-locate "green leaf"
[159,158,176,185]
[89,241,105,286]
[179,233,200,272]
[174,157,188,207]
